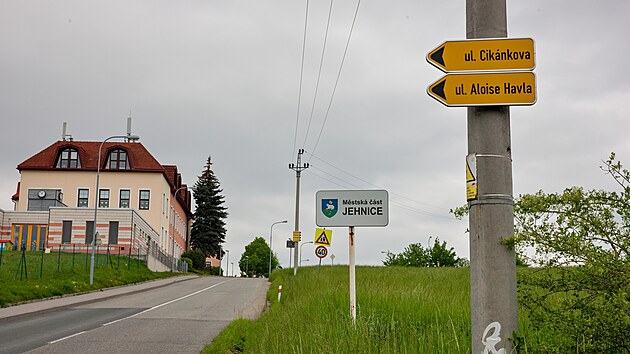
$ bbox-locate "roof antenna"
[62,122,73,141]
[126,111,132,142]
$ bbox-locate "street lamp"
[170,185,187,272]
[268,220,288,277]
[90,134,140,285]
[300,241,314,266]
[225,250,230,276]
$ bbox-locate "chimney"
[62,122,67,141]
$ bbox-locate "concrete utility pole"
[289,149,309,275]
[466,0,518,353]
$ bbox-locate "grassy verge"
[0,250,179,307]
[206,266,474,353]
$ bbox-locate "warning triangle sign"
[314,228,332,247]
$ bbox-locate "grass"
[0,249,179,307]
[206,266,474,354]
[206,266,571,353]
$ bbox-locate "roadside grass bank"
[206,266,563,353]
[206,266,474,353]
[0,250,179,307]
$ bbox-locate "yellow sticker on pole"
[466,154,478,201]
[314,228,332,247]
[292,231,301,242]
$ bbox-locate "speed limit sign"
[315,245,328,259]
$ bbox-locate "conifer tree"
[190,156,228,258]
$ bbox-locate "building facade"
[1,138,193,272]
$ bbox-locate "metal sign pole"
[349,226,356,323]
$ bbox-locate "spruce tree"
[190,156,228,258]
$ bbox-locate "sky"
[1,1,629,274]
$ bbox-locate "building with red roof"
[1,132,194,272]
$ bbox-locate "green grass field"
[0,249,177,307]
[207,266,474,353]
[206,266,558,354]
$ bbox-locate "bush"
[181,257,193,272]
[181,249,205,271]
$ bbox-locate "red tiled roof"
[11,182,20,201]
[17,141,164,172]
[16,140,193,215]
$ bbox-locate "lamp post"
[90,134,140,285]
[231,262,234,277]
[170,186,187,272]
[225,250,230,277]
[268,220,287,277]
[299,241,313,266]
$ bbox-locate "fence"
[0,242,187,281]
[147,239,188,272]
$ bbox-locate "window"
[55,148,81,168]
[119,189,130,208]
[86,221,94,245]
[78,189,89,207]
[62,220,72,243]
[99,189,110,208]
[139,190,150,210]
[106,149,130,170]
[108,221,119,245]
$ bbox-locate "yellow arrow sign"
[427,38,535,73]
[427,72,536,107]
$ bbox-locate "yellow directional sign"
[427,38,535,73]
[292,231,301,242]
[427,72,536,107]
[314,228,332,247]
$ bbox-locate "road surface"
[0,276,268,354]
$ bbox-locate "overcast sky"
[1,1,629,273]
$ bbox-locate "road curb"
[0,275,201,322]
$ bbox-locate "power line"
[291,0,310,161]
[307,151,449,212]
[305,169,453,219]
[301,0,335,149]
[308,0,361,158]
[306,161,454,219]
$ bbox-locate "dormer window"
[106,149,130,170]
[55,148,81,168]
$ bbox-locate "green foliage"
[239,237,277,277]
[190,155,228,258]
[206,266,222,276]
[181,249,206,271]
[511,153,630,352]
[181,257,193,271]
[383,238,462,267]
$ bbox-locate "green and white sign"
[316,190,389,227]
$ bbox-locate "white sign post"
[316,190,389,322]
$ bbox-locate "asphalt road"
[0,276,268,354]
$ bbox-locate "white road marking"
[49,279,232,344]
[48,331,86,344]
[103,279,231,326]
